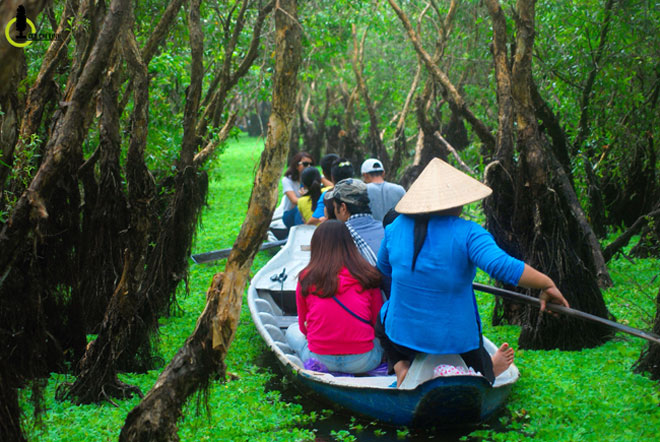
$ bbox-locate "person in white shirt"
[360,158,405,222]
[281,151,315,228]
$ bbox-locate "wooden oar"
[473,282,660,346]
[191,239,287,264]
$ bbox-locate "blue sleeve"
[312,190,327,218]
[467,223,524,286]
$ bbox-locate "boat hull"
[295,369,513,427]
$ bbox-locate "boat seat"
[399,353,469,390]
[287,354,304,368]
[264,324,286,343]
[258,312,278,328]
[275,315,298,329]
[254,298,274,315]
[275,341,294,354]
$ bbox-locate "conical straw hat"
[395,158,492,214]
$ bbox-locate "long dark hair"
[301,167,323,211]
[299,220,381,298]
[411,206,463,271]
[411,215,430,272]
[320,153,339,180]
[284,151,313,181]
[324,194,336,219]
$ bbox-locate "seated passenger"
[376,158,569,387]
[281,151,315,228]
[297,167,332,223]
[327,178,385,265]
[360,158,406,222]
[285,220,384,374]
[320,153,339,188]
[307,158,355,225]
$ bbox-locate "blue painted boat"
[247,225,519,427]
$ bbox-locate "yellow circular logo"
[5,17,36,48]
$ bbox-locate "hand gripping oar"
[473,283,660,346]
[191,239,287,264]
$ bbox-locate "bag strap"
[332,296,373,328]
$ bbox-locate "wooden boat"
[247,224,520,427]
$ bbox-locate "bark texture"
[351,24,388,169]
[483,0,612,349]
[388,0,496,153]
[299,85,329,163]
[0,0,130,439]
[119,1,301,440]
[64,24,155,403]
[391,0,470,187]
[634,287,660,380]
[63,0,274,403]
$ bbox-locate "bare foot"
[394,360,411,388]
[492,343,515,378]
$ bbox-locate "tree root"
[58,374,143,405]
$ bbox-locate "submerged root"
[58,372,143,405]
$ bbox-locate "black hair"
[367,171,385,178]
[320,153,339,180]
[382,208,400,228]
[409,206,461,271]
[334,198,371,216]
[324,194,336,219]
[301,167,323,211]
[330,158,354,183]
[411,215,430,272]
[284,151,314,181]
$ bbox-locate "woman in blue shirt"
[376,158,569,387]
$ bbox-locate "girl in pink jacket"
[286,220,384,373]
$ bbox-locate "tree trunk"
[299,86,329,162]
[602,207,660,262]
[337,84,363,167]
[119,2,301,440]
[351,24,388,170]
[0,376,25,442]
[63,23,155,402]
[0,1,49,191]
[63,0,275,402]
[441,107,469,151]
[390,59,421,179]
[484,0,612,349]
[0,0,131,438]
[388,0,496,153]
[634,287,660,380]
[389,0,486,185]
[484,0,527,327]
[77,49,129,333]
[603,138,658,230]
[399,81,447,188]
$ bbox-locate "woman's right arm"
[285,190,298,205]
[468,224,569,311]
[518,264,570,311]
